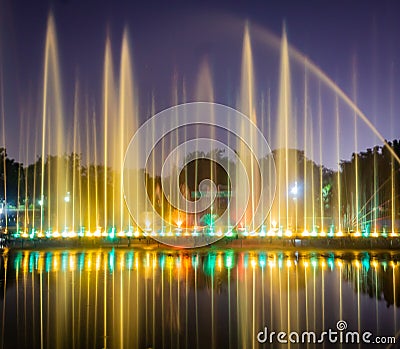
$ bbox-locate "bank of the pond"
[3,235,400,252]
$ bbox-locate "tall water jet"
[72,80,80,235]
[317,85,324,234]
[23,104,33,235]
[335,96,342,235]
[275,25,293,231]
[352,60,360,234]
[40,13,65,234]
[196,57,214,102]
[238,23,260,231]
[102,33,117,233]
[118,28,136,233]
[195,56,215,227]
[16,106,25,235]
[303,63,308,234]
[310,103,316,234]
[389,64,397,236]
[93,116,100,232]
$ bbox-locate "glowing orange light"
[217,255,223,269]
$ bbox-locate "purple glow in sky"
[0,0,399,169]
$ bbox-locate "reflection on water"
[1,248,399,348]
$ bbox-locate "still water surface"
[1,248,399,349]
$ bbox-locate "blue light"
[224,251,234,269]
[108,249,115,272]
[259,253,266,267]
[61,252,68,272]
[78,253,85,271]
[278,253,284,269]
[361,253,370,272]
[45,252,52,272]
[14,252,22,270]
[126,252,134,270]
[191,255,198,269]
[160,254,166,269]
[109,227,116,239]
[327,255,335,270]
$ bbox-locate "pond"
[1,248,399,348]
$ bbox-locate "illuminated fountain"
[1,13,400,245]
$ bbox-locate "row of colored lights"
[11,226,398,239]
[12,227,232,239]
[11,250,398,274]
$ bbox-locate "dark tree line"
[341,140,400,230]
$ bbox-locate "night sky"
[1,0,400,169]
